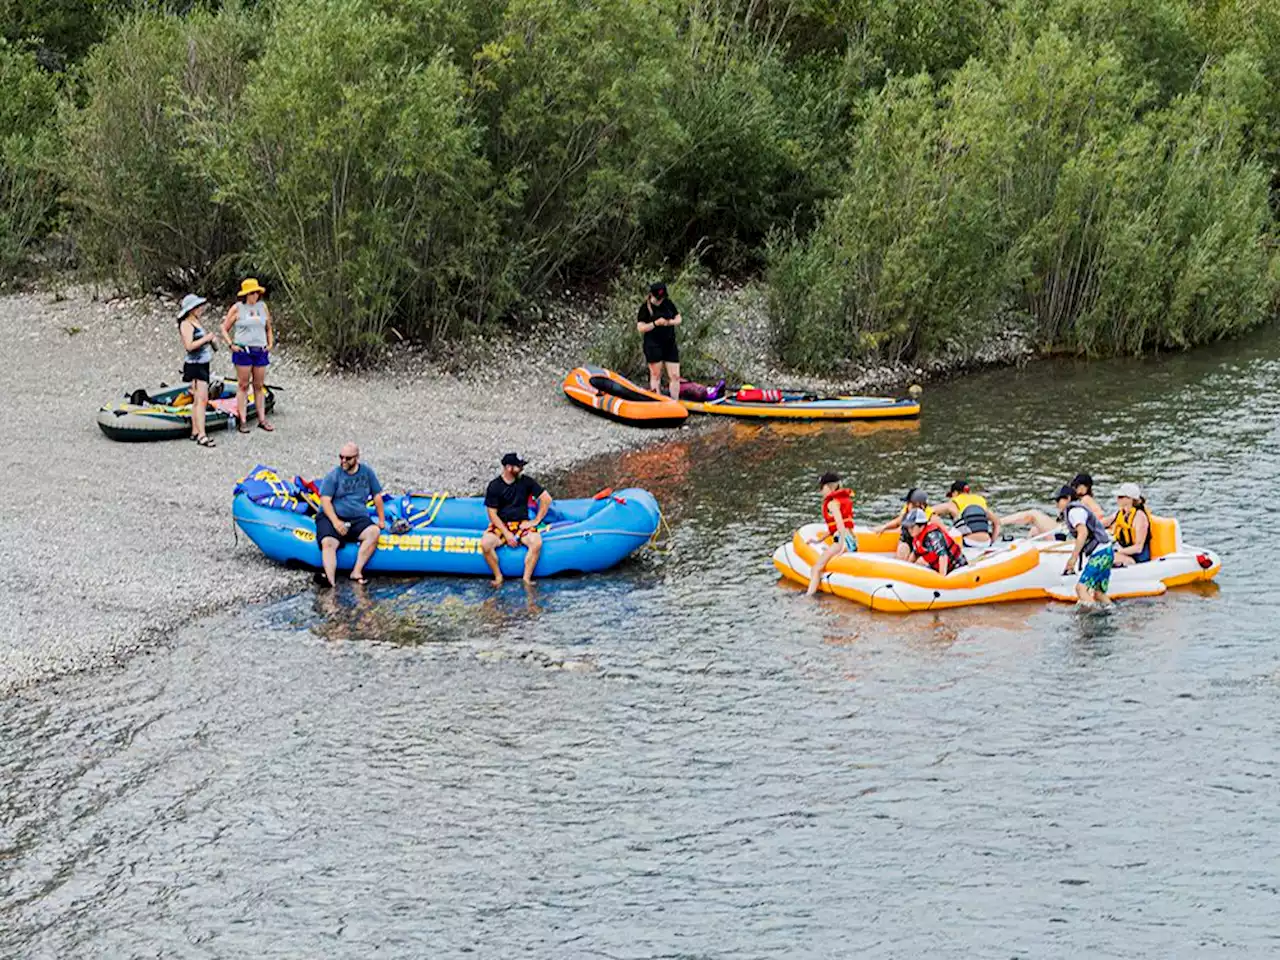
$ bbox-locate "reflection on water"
[4,328,1280,958]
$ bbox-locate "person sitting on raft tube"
[806,472,857,596]
[1105,482,1151,567]
[481,452,553,587]
[315,442,386,588]
[637,282,682,401]
[1056,484,1115,605]
[177,294,219,448]
[931,480,1000,547]
[1069,472,1105,519]
[904,508,967,575]
[876,488,933,559]
[221,277,275,433]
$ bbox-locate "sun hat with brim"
[177,294,208,319]
[237,278,266,299]
[1116,482,1142,500]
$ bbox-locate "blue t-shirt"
[319,463,383,520]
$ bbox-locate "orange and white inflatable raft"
[563,365,688,428]
[773,519,1220,612]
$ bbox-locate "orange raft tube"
[563,365,688,428]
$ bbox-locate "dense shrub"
[470,0,684,291]
[770,29,1279,372]
[0,40,60,282]
[202,0,501,365]
[63,7,256,291]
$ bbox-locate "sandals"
[312,571,334,589]
[194,434,216,448]
[257,421,275,432]
[237,422,251,434]
[349,574,368,585]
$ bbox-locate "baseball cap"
[1116,482,1142,500]
[817,472,841,488]
[1054,485,1075,501]
[903,488,928,504]
[649,282,667,298]
[501,452,528,468]
[903,508,929,526]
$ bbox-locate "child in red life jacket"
[806,472,857,596]
[903,508,967,576]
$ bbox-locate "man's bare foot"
[490,576,504,588]
[523,575,535,585]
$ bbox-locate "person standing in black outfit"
[636,282,682,400]
[480,452,554,586]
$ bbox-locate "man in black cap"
[636,281,682,400]
[480,452,554,586]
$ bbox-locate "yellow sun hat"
[237,277,266,299]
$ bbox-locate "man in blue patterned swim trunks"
[1056,485,1115,606]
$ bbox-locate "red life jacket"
[822,488,855,534]
[736,387,783,403]
[911,520,965,572]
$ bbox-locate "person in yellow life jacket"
[1105,482,1151,566]
[931,480,1000,547]
[904,509,967,575]
[876,487,933,559]
[806,472,857,596]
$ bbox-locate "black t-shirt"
[484,474,546,523]
[637,298,679,349]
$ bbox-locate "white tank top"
[233,301,269,347]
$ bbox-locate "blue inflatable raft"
[233,486,662,578]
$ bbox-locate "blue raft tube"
[233,477,662,579]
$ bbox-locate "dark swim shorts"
[315,514,374,545]
[642,338,679,364]
[182,362,210,383]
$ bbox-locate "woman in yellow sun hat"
[220,277,275,432]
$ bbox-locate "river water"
[4,332,1280,958]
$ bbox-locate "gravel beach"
[0,289,669,693]
[2,284,1031,693]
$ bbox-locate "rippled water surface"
[4,334,1280,958]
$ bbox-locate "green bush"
[62,7,256,291]
[641,19,841,271]
[471,0,683,291]
[769,28,1279,373]
[202,0,502,365]
[0,39,60,282]
[767,71,1013,370]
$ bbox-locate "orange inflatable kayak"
[563,366,688,428]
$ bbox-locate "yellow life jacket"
[949,493,988,514]
[1111,506,1150,548]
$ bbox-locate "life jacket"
[911,519,966,572]
[1066,499,1111,557]
[736,387,782,403]
[822,488,856,535]
[950,492,990,535]
[1111,505,1151,561]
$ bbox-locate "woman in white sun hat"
[1106,482,1152,566]
[177,293,219,447]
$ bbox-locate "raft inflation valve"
[1196,553,1213,570]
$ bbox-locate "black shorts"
[182,362,210,383]
[315,513,374,545]
[643,339,679,364]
